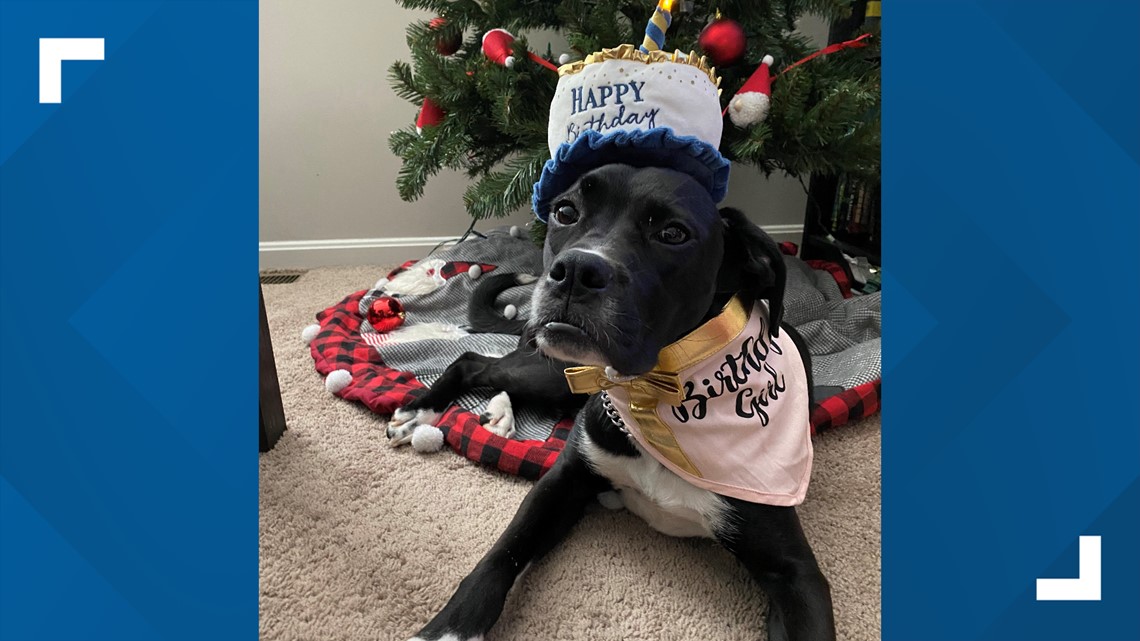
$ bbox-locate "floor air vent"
[260,270,306,285]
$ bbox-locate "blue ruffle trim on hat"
[531,127,731,221]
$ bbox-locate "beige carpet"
[260,265,881,641]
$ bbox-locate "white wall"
[259,1,828,269]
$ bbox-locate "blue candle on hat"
[640,0,674,53]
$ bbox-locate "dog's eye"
[656,224,690,245]
[553,205,579,226]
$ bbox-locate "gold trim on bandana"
[657,295,749,372]
[563,295,751,477]
[557,43,722,90]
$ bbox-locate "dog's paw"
[386,408,441,447]
[389,407,417,428]
[478,392,515,439]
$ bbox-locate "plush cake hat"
[531,44,730,220]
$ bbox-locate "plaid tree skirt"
[309,256,880,481]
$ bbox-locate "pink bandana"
[569,298,813,506]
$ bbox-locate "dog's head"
[532,164,785,375]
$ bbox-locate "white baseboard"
[259,225,804,270]
[758,224,805,245]
[259,236,458,269]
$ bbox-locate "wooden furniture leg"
[259,284,287,452]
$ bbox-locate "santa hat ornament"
[416,97,445,134]
[728,54,774,128]
[482,28,559,72]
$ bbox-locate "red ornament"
[429,17,461,56]
[698,17,747,67]
[416,97,445,134]
[367,296,406,333]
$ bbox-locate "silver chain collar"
[600,391,629,434]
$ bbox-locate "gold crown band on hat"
[557,43,722,90]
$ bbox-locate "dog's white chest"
[582,433,728,538]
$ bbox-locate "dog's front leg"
[410,436,606,641]
[717,501,836,641]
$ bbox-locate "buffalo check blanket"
[309,229,880,480]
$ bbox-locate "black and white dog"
[400,164,835,641]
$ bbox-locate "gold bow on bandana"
[564,367,685,407]
[559,295,753,479]
[565,364,700,476]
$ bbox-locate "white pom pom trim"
[416,126,423,135]
[411,423,445,453]
[504,55,516,68]
[325,369,352,394]
[301,323,321,343]
[558,53,571,65]
[597,490,624,510]
[761,54,775,67]
[728,92,771,128]
[467,264,483,279]
[509,225,523,238]
[503,304,518,320]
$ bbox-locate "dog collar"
[565,296,813,506]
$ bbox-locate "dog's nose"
[548,251,613,296]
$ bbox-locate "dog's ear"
[716,207,786,336]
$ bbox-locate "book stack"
[829,175,880,244]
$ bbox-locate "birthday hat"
[727,54,774,128]
[531,45,730,221]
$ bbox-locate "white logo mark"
[39,38,104,104]
[1036,535,1101,601]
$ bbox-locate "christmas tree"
[389,0,880,226]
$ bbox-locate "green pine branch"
[463,147,550,220]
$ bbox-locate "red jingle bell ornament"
[429,17,461,56]
[698,17,747,67]
[367,296,406,333]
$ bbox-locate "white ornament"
[467,264,483,279]
[504,55,516,68]
[558,53,572,65]
[503,304,518,320]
